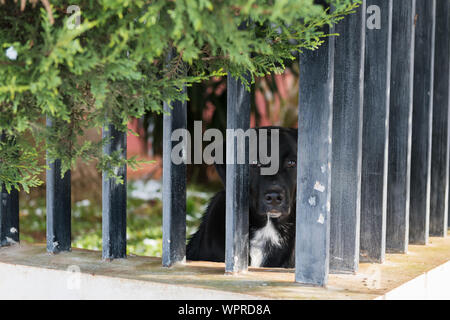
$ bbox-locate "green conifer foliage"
[0,0,359,192]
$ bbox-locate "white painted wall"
[0,263,257,300]
[377,260,450,300]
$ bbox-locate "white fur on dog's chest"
[249,219,282,267]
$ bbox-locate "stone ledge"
[0,232,449,299]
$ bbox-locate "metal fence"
[1,0,449,287]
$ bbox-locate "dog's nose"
[264,191,284,206]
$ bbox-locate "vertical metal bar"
[360,0,393,263]
[386,0,416,253]
[162,88,187,267]
[102,124,127,259]
[430,0,450,237]
[296,29,334,286]
[225,73,251,274]
[409,0,436,245]
[329,0,366,273]
[0,133,19,246]
[46,118,71,253]
[0,185,19,246]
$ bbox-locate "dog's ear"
[215,163,226,186]
[214,135,226,186]
[288,128,298,141]
[313,0,329,9]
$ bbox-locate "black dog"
[186,127,298,268]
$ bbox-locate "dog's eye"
[287,160,297,168]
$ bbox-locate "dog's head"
[216,127,298,224]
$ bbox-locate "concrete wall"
[0,262,256,300]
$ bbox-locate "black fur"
[187,127,298,268]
